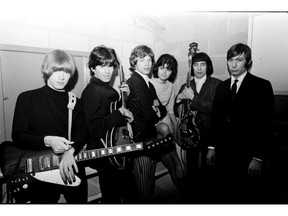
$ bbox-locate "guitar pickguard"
[34,170,81,186]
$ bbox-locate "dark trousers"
[215,166,269,204]
[98,166,139,204]
[132,155,157,203]
[182,147,218,203]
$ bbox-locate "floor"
[58,162,181,204]
[151,162,182,203]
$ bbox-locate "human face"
[93,65,114,83]
[227,53,247,78]
[193,61,207,79]
[47,71,71,91]
[135,56,152,75]
[158,64,172,82]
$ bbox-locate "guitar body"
[178,105,201,149]
[105,59,134,169]
[106,101,133,169]
[0,142,81,189]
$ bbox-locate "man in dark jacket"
[207,43,275,203]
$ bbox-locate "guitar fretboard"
[74,143,143,162]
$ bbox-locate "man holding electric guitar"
[174,46,221,202]
[81,45,137,203]
[7,50,88,203]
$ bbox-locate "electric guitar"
[106,54,134,169]
[178,42,201,150]
[0,136,172,194]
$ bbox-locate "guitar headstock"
[143,135,174,151]
[188,42,199,61]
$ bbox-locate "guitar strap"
[67,92,76,141]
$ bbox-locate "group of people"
[8,42,275,204]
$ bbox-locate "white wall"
[248,13,288,94]
[0,13,156,85]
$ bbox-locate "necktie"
[231,79,238,100]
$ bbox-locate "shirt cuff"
[208,146,215,150]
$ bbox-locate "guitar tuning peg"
[13,188,20,193]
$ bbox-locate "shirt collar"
[135,70,149,86]
[231,71,247,84]
[194,75,207,84]
[194,75,207,93]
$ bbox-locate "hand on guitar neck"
[118,83,130,96]
[176,86,195,103]
[118,107,134,123]
[118,82,134,123]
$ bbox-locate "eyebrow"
[230,56,245,60]
[193,61,207,64]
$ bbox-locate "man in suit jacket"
[207,43,275,203]
[126,45,168,203]
[174,52,221,202]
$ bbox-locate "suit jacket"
[127,72,167,142]
[174,76,222,150]
[210,72,275,170]
[174,76,222,130]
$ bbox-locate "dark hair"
[152,54,178,83]
[129,45,155,72]
[88,45,119,76]
[191,52,213,76]
[227,43,252,71]
[41,49,76,83]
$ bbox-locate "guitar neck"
[186,69,191,88]
[119,65,128,109]
[5,142,144,175]
[75,142,143,162]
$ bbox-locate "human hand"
[152,99,161,117]
[119,83,130,96]
[182,87,194,100]
[44,136,74,154]
[119,107,134,123]
[153,99,160,107]
[59,147,78,185]
[176,87,194,102]
[206,149,216,165]
[248,158,263,177]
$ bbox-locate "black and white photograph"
[0,0,287,215]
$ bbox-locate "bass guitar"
[106,54,133,169]
[0,136,172,195]
[178,42,201,150]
